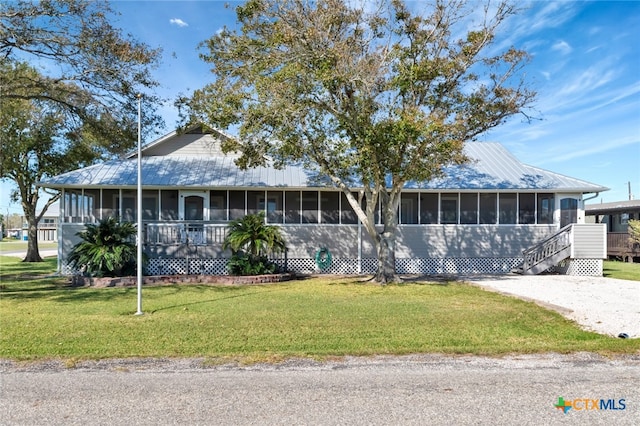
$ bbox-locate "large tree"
[182,0,536,283]
[0,0,163,261]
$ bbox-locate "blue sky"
[2,0,639,215]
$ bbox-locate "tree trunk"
[23,215,42,262]
[374,230,398,283]
[373,191,401,284]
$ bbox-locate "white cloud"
[551,40,572,55]
[170,18,188,28]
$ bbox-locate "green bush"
[227,251,280,275]
[68,217,144,277]
[223,213,286,276]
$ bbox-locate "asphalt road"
[1,354,638,425]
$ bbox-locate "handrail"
[522,224,573,272]
[144,222,228,246]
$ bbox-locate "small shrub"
[68,217,145,277]
[227,251,280,276]
[223,213,286,276]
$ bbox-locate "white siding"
[571,224,606,258]
[143,134,239,157]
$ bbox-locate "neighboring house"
[21,202,59,242]
[585,200,640,262]
[38,125,608,276]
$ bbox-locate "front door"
[560,197,579,228]
[179,191,209,221]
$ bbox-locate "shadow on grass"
[148,286,286,314]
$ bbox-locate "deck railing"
[607,232,640,258]
[144,222,228,246]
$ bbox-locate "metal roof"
[585,199,640,214]
[39,142,608,193]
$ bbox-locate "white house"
[39,125,608,276]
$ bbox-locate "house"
[38,125,609,276]
[586,200,640,262]
[21,202,59,242]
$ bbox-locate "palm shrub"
[223,212,287,275]
[68,217,142,277]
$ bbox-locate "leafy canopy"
[182,0,536,282]
[0,0,163,155]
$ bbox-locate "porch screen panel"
[519,193,535,224]
[302,191,318,223]
[84,189,100,223]
[266,191,284,223]
[247,191,263,216]
[161,190,179,220]
[209,190,227,221]
[321,192,340,224]
[229,191,245,220]
[440,193,459,224]
[362,193,381,224]
[419,193,438,224]
[142,190,159,220]
[121,190,136,222]
[499,193,517,224]
[341,192,358,224]
[102,189,119,219]
[460,193,478,224]
[285,191,301,224]
[64,189,83,223]
[400,193,418,224]
[479,193,497,224]
[537,193,554,224]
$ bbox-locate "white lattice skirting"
[554,258,603,276]
[61,257,603,276]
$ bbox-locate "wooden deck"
[607,232,640,261]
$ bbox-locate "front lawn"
[603,260,640,281]
[1,256,637,362]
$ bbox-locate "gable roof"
[39,127,608,193]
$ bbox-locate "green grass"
[1,255,638,362]
[603,260,640,281]
[0,239,58,254]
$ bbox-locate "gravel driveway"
[463,274,640,338]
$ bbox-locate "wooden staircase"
[515,225,573,275]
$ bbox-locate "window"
[341,192,358,224]
[121,190,136,222]
[64,189,83,223]
[537,193,554,224]
[302,191,318,223]
[420,193,438,224]
[518,193,535,224]
[264,191,283,223]
[84,189,100,222]
[247,190,263,216]
[499,193,517,224]
[479,193,497,224]
[209,190,227,221]
[440,193,459,224]
[400,193,418,224]
[321,192,340,224]
[102,189,119,219]
[460,193,478,224]
[142,190,159,220]
[161,190,179,220]
[285,191,301,224]
[229,191,245,220]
